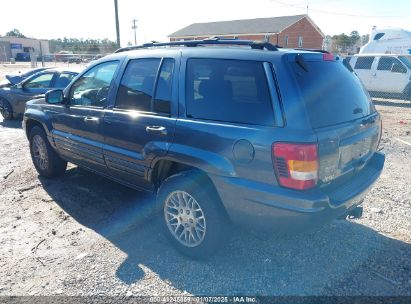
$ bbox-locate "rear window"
[354,56,375,70]
[290,57,375,128]
[186,59,274,125]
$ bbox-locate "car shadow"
[39,167,411,296]
[0,119,22,129]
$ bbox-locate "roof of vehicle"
[38,67,83,74]
[352,53,406,57]
[103,39,329,62]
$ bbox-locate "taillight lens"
[323,53,335,61]
[272,143,318,190]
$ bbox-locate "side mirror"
[45,89,65,104]
[391,63,406,74]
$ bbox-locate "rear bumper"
[211,152,385,232]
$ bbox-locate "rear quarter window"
[185,59,274,126]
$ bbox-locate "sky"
[0,0,410,47]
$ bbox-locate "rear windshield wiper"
[296,54,309,72]
[353,107,363,114]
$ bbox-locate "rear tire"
[0,98,13,120]
[157,171,230,259]
[29,126,67,178]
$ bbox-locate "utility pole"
[114,0,121,47]
[132,19,138,45]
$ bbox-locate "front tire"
[0,98,13,120]
[29,126,67,178]
[157,171,230,259]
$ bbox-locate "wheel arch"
[150,159,215,190]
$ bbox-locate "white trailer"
[360,27,411,55]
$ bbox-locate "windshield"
[399,56,411,69]
[290,58,375,128]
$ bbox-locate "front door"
[51,61,120,173]
[12,72,56,114]
[103,57,178,190]
[371,57,409,94]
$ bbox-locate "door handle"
[84,116,100,123]
[146,126,167,136]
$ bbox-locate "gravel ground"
[0,68,410,297]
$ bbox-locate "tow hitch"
[347,206,363,219]
[338,206,363,220]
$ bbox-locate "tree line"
[2,29,118,54]
[324,31,370,54]
[3,28,370,55]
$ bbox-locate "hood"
[5,75,24,85]
[27,98,47,106]
[0,80,12,88]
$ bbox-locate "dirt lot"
[0,66,410,297]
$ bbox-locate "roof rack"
[294,48,330,54]
[114,38,280,53]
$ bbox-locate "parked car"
[68,56,83,64]
[349,54,411,100]
[23,39,385,259]
[0,68,80,120]
[15,52,31,62]
[0,67,50,88]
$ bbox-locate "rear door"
[289,53,381,185]
[103,57,178,190]
[352,56,375,91]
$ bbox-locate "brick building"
[169,15,324,49]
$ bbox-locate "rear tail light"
[323,53,335,61]
[272,143,318,190]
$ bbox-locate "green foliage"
[49,37,118,54]
[5,29,26,38]
[328,30,367,54]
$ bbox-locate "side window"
[354,57,375,70]
[374,33,385,40]
[115,59,161,111]
[377,57,405,72]
[24,73,54,89]
[54,72,76,88]
[186,59,274,126]
[154,59,175,114]
[377,57,394,71]
[70,61,119,107]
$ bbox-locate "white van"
[349,54,411,101]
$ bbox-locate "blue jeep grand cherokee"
[23,39,385,258]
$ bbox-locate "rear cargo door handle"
[146,126,167,136]
[84,116,100,123]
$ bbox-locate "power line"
[270,0,411,18]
